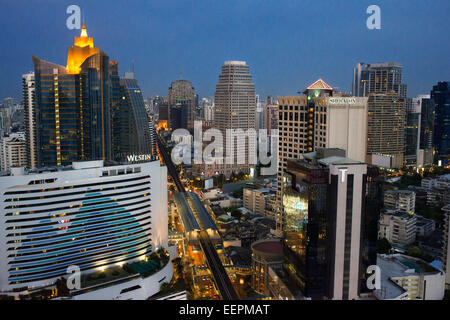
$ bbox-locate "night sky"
[1,0,449,100]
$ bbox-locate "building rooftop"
[374,254,442,300]
[368,62,402,68]
[317,156,362,166]
[385,189,415,195]
[224,61,246,66]
[252,240,283,255]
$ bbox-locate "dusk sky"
[1,0,449,100]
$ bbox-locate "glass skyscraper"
[118,72,155,161]
[281,149,381,299]
[431,81,450,160]
[33,22,112,167]
[31,20,152,167]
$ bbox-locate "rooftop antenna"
[132,60,135,74]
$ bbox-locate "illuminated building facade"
[366,93,406,168]
[431,81,450,161]
[281,148,381,299]
[276,79,368,232]
[22,72,38,169]
[168,80,196,131]
[118,72,156,161]
[0,160,168,293]
[352,62,406,98]
[33,20,114,167]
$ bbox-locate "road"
[198,231,239,300]
[156,134,185,193]
[157,134,239,300]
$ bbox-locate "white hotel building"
[0,160,169,297]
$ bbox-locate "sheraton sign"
[328,97,357,104]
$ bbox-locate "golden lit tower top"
[66,12,99,74]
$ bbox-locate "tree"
[377,238,391,254]
[230,209,242,221]
[232,187,244,199]
[407,246,422,258]
[160,282,171,294]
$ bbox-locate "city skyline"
[0,0,449,304]
[1,0,449,100]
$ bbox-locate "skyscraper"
[33,20,112,167]
[281,149,380,299]
[407,95,435,167]
[118,71,155,161]
[366,93,406,168]
[276,79,368,232]
[431,81,450,161]
[352,62,406,97]
[22,72,37,168]
[0,133,28,171]
[213,60,256,176]
[168,80,195,131]
[405,97,421,165]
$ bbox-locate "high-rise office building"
[213,61,257,176]
[0,160,168,294]
[431,82,450,160]
[276,79,368,232]
[256,94,266,131]
[264,103,279,134]
[406,95,435,166]
[22,72,38,168]
[442,204,450,286]
[352,62,406,97]
[33,20,112,167]
[0,133,28,171]
[168,80,195,131]
[118,71,155,161]
[0,106,11,135]
[405,97,420,165]
[366,93,406,168]
[202,98,214,125]
[281,149,380,299]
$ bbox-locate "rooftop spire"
[80,9,87,37]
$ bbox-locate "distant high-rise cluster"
[168,79,196,131]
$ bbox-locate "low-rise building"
[421,175,450,207]
[374,254,445,300]
[0,133,27,171]
[251,239,284,295]
[415,215,436,238]
[378,210,417,247]
[243,187,275,217]
[384,189,415,215]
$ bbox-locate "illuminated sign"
[328,98,356,104]
[339,168,348,183]
[126,154,153,162]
